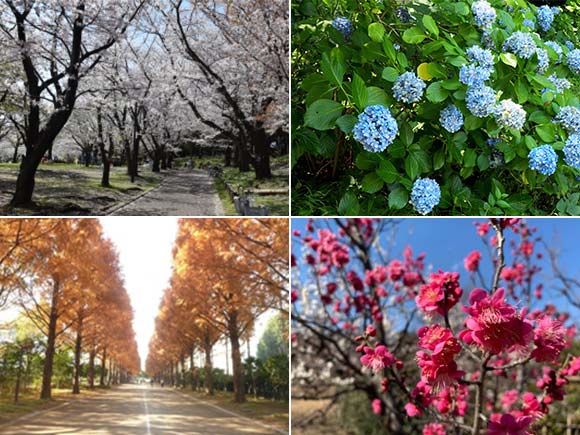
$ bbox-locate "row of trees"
[0,219,139,401]
[0,0,288,206]
[146,218,289,403]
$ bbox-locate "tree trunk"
[152,158,160,172]
[72,314,83,394]
[100,347,107,387]
[204,338,213,395]
[41,279,60,400]
[11,154,42,206]
[252,127,272,180]
[88,345,96,389]
[14,349,23,403]
[228,311,245,403]
[237,140,251,172]
[190,350,196,391]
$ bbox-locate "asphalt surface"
[110,170,224,216]
[0,385,284,435]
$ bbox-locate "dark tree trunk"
[237,140,251,172]
[190,350,196,391]
[204,335,213,395]
[11,140,20,164]
[228,311,245,403]
[252,127,272,180]
[152,158,160,172]
[100,347,107,387]
[88,346,96,389]
[41,279,60,400]
[72,314,83,394]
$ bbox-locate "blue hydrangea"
[352,105,399,153]
[493,99,526,130]
[410,178,441,215]
[481,31,495,49]
[528,145,558,175]
[563,133,580,168]
[466,46,494,69]
[332,17,353,39]
[545,41,563,62]
[392,72,426,103]
[487,138,501,146]
[502,32,537,59]
[440,105,464,133]
[537,5,554,31]
[565,41,575,50]
[459,64,491,86]
[394,43,401,50]
[555,106,580,133]
[523,19,535,30]
[487,138,504,167]
[466,84,496,117]
[395,7,414,23]
[535,48,549,74]
[566,49,580,74]
[472,0,496,30]
[551,6,561,15]
[544,74,570,94]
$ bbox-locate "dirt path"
[110,170,224,216]
[0,385,285,435]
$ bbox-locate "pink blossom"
[291,290,298,303]
[531,316,566,363]
[388,259,404,281]
[520,241,534,258]
[423,423,446,435]
[403,271,421,287]
[476,222,490,236]
[417,325,464,389]
[464,250,482,272]
[405,402,421,417]
[500,390,519,411]
[360,345,396,373]
[415,271,462,315]
[460,288,533,355]
[347,271,364,291]
[371,398,382,415]
[488,413,533,435]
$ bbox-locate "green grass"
[214,178,238,216]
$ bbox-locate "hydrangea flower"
[392,71,426,103]
[554,106,580,133]
[544,74,570,94]
[566,49,580,74]
[410,178,441,215]
[537,5,554,31]
[493,99,526,130]
[439,104,464,133]
[565,41,575,50]
[535,48,549,74]
[528,144,558,175]
[472,0,496,30]
[331,17,353,39]
[395,6,414,23]
[523,19,535,30]
[502,31,537,59]
[545,41,563,62]
[563,133,580,168]
[352,105,399,152]
[459,64,491,86]
[481,30,495,49]
[466,84,496,117]
[466,46,494,69]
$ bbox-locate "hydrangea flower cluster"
[466,45,495,68]
[522,19,535,30]
[395,6,414,23]
[536,5,554,32]
[535,48,549,74]
[459,64,491,86]
[565,41,575,50]
[492,99,526,130]
[439,104,464,133]
[352,105,399,153]
[528,144,558,175]
[410,178,441,215]
[502,32,537,59]
[566,49,580,74]
[545,41,563,62]
[331,17,353,40]
[392,72,426,103]
[466,85,496,117]
[416,271,463,315]
[545,74,570,94]
[472,0,496,29]
[564,133,580,168]
[554,106,580,133]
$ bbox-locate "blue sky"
[292,218,580,317]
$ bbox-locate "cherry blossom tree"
[292,219,580,435]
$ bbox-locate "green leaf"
[304,99,343,131]
[383,38,397,63]
[336,115,358,133]
[433,148,445,170]
[368,22,385,43]
[524,136,537,150]
[426,82,448,103]
[400,123,414,146]
[454,2,469,15]
[426,63,447,79]
[320,49,346,86]
[463,149,477,168]
[422,15,439,37]
[477,154,489,171]
[535,124,556,142]
[355,152,379,170]
[367,87,389,106]
[381,67,399,82]
[500,52,518,68]
[529,110,551,124]
[405,154,420,179]
[338,191,360,215]
[352,74,368,110]
[515,79,528,104]
[402,27,426,44]
[388,187,409,210]
[361,173,384,193]
[376,160,399,183]
[464,115,483,131]
[531,74,555,90]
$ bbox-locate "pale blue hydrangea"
[551,7,561,15]
[563,133,580,168]
[566,49,580,74]
[493,99,526,130]
[545,41,563,62]
[392,72,426,103]
[537,5,554,32]
[410,178,441,215]
[535,48,549,74]
[332,17,353,39]
[565,41,575,50]
[481,31,495,49]
[472,0,496,30]
[523,19,535,30]
[466,84,496,117]
[544,74,570,94]
[502,32,537,59]
[459,64,491,85]
[466,46,494,69]
[528,145,558,175]
[352,105,399,153]
[440,105,464,133]
[555,106,580,133]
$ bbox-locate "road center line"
[143,389,152,435]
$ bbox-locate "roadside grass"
[214,178,238,216]
[179,389,288,431]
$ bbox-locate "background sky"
[292,218,580,317]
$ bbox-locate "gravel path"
[110,170,224,216]
[0,385,285,435]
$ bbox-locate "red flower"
[416,271,462,315]
[531,316,566,363]
[371,399,382,415]
[423,423,446,435]
[360,345,396,373]
[488,413,533,435]
[416,325,464,389]
[464,250,482,272]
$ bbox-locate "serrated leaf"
[376,160,399,183]
[336,114,358,133]
[351,74,368,110]
[388,188,409,210]
[304,99,343,131]
[361,173,384,193]
[338,191,360,215]
[535,124,556,142]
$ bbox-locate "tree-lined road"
[0,385,285,435]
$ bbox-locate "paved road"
[110,170,224,216]
[0,385,285,435]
